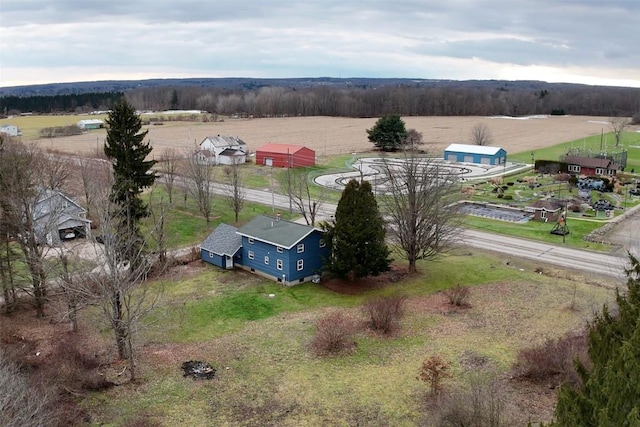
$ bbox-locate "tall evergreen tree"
[323,179,390,280]
[553,253,640,426]
[104,99,156,262]
[366,114,408,151]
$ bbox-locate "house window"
[568,165,581,173]
[264,256,269,265]
[595,168,604,175]
[277,259,283,270]
[297,243,305,253]
[297,259,304,271]
[319,239,326,248]
[208,251,214,258]
[248,251,254,260]
[540,210,547,219]
[248,238,254,244]
[277,246,283,253]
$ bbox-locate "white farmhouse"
[196,135,247,165]
[0,124,21,137]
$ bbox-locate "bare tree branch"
[379,153,462,273]
[471,123,492,146]
[181,147,215,224]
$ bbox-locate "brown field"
[29,115,630,157]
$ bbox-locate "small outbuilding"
[255,143,315,168]
[527,199,561,223]
[77,119,104,130]
[444,143,507,166]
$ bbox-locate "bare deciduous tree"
[158,148,179,204]
[0,140,53,317]
[405,128,424,150]
[471,123,492,146]
[222,157,246,223]
[279,169,329,226]
[609,116,630,147]
[182,148,215,224]
[39,153,71,191]
[85,197,167,381]
[0,351,55,427]
[379,152,462,273]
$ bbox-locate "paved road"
[205,182,629,280]
[162,176,631,281]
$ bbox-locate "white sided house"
[0,124,21,137]
[444,143,507,166]
[196,135,247,165]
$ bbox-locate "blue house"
[200,215,330,285]
[444,143,507,165]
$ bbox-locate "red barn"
[255,143,315,168]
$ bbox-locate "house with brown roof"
[527,199,561,223]
[562,155,618,176]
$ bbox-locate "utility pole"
[270,166,275,213]
[287,149,292,214]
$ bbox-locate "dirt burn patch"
[181,360,216,380]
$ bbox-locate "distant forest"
[1,78,639,118]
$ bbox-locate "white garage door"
[463,155,474,163]
[447,154,457,162]
[480,157,491,165]
[265,158,273,166]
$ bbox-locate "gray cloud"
[1,0,639,87]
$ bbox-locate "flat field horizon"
[6,114,639,157]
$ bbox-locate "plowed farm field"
[24,115,631,157]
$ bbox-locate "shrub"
[418,355,453,396]
[443,284,471,307]
[513,331,588,386]
[310,311,357,356]
[432,373,509,427]
[362,294,407,335]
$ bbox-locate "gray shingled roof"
[200,223,242,256]
[236,215,316,249]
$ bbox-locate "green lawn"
[509,130,640,171]
[85,248,617,426]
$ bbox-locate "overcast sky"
[1,0,639,88]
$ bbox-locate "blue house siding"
[201,249,225,268]
[238,231,329,285]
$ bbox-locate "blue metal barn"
[444,143,507,165]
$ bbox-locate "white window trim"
[264,256,269,265]
[277,246,283,253]
[297,243,305,253]
[540,210,547,219]
[277,259,283,270]
[319,239,326,248]
[297,259,304,271]
[208,251,214,258]
[248,238,254,244]
[248,250,254,260]
[595,168,605,175]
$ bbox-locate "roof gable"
[237,215,317,249]
[201,223,242,256]
[445,143,505,156]
[563,155,616,169]
[256,143,312,155]
[201,135,247,148]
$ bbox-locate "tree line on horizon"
[1,81,639,119]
